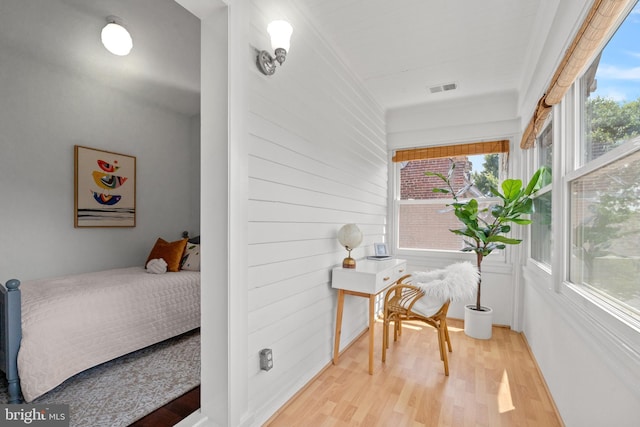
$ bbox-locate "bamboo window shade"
[520,0,634,149]
[392,140,509,162]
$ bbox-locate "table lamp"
[337,224,363,269]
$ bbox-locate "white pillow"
[412,297,446,318]
[181,243,200,271]
[146,258,167,274]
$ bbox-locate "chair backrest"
[428,299,450,319]
[394,284,425,312]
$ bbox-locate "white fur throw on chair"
[412,261,479,303]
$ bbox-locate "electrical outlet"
[259,348,273,371]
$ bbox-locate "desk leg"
[333,289,345,365]
[368,294,375,374]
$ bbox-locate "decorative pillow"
[145,237,188,272]
[146,258,167,274]
[181,243,200,271]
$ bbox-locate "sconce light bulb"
[267,20,293,52]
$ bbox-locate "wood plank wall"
[247,1,387,422]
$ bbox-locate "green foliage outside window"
[575,92,640,309]
[585,96,640,157]
[471,154,499,197]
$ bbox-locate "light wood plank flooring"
[265,318,563,427]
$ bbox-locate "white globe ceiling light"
[101,16,133,56]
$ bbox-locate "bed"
[0,237,201,403]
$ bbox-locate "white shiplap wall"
[247,0,387,422]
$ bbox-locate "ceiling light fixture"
[101,16,133,56]
[256,20,293,76]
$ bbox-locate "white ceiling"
[297,0,545,112]
[2,0,554,116]
[0,0,201,116]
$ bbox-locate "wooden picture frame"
[74,145,136,227]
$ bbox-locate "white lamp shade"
[337,224,363,250]
[267,20,293,52]
[101,22,133,56]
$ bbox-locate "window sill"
[395,248,512,275]
[528,258,552,275]
[563,281,640,346]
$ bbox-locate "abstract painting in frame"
[74,145,136,227]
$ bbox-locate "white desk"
[331,258,407,374]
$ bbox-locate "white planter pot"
[464,304,493,339]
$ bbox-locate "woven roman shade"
[392,140,509,162]
[520,0,633,149]
[521,98,553,150]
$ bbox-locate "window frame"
[564,133,640,316]
[567,37,640,313]
[529,115,554,269]
[564,15,640,321]
[391,148,508,264]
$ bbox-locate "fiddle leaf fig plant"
[426,162,550,311]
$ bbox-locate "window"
[570,4,640,317]
[570,147,640,314]
[395,151,506,251]
[580,8,640,165]
[531,121,553,267]
[537,121,553,170]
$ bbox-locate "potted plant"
[426,161,549,339]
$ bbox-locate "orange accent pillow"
[146,238,188,272]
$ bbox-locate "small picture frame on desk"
[374,243,389,257]
[367,243,391,260]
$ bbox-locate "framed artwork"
[74,145,136,227]
[374,243,390,257]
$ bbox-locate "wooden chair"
[382,274,452,376]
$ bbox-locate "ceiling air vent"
[428,82,457,94]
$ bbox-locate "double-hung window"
[568,4,640,317]
[393,141,508,253]
[530,120,553,267]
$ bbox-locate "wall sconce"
[257,20,293,76]
[101,16,133,56]
[337,224,363,269]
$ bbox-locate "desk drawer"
[378,271,396,288]
[394,264,407,278]
[332,259,407,294]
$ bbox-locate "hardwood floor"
[128,386,200,427]
[130,319,563,426]
[265,318,563,427]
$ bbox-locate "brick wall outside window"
[398,156,476,250]
[400,157,471,200]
